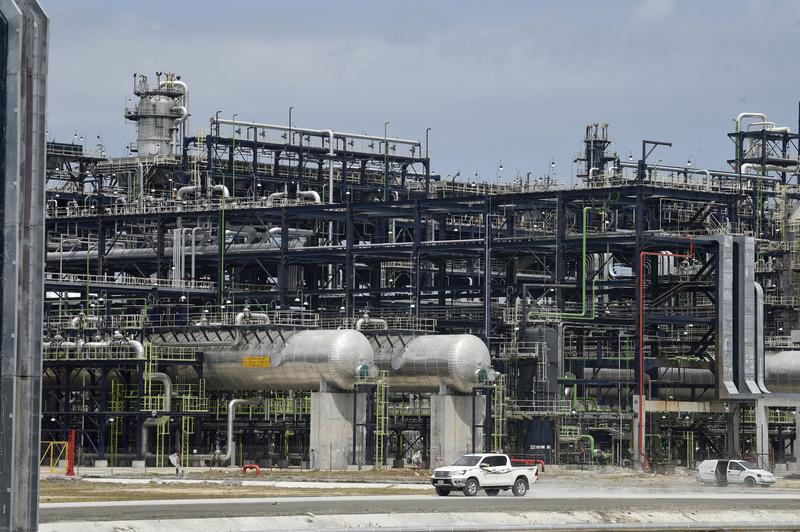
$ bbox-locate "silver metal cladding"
[202,329,373,391]
[384,334,491,394]
[765,351,800,393]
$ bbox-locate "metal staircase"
[699,420,727,456]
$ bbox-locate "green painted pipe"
[529,206,599,321]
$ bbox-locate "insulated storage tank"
[376,334,491,393]
[201,329,373,391]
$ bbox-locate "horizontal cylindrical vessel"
[374,334,490,394]
[202,329,373,391]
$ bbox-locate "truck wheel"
[463,478,479,497]
[512,477,528,497]
[744,477,756,487]
[435,487,451,496]
[485,489,499,496]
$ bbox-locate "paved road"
[40,480,800,523]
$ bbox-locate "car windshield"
[451,455,481,467]
[740,461,761,470]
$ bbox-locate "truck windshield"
[741,461,760,470]
[451,455,481,466]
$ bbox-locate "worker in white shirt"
[168,451,183,476]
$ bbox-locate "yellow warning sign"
[242,356,271,368]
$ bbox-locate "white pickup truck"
[430,453,538,497]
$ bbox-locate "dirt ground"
[40,465,800,503]
[39,478,430,503]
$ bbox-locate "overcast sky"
[42,0,800,183]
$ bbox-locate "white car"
[430,453,538,497]
[696,459,776,487]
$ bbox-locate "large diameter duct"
[765,351,800,393]
[580,351,795,397]
[379,334,491,394]
[202,329,373,391]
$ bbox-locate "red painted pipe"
[66,429,76,477]
[638,239,693,470]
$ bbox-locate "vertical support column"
[297,148,304,192]
[0,3,48,529]
[134,361,145,460]
[97,218,105,276]
[370,261,382,308]
[310,391,364,470]
[217,206,225,303]
[633,185,645,468]
[156,215,166,278]
[430,393,485,469]
[727,404,741,458]
[97,368,109,462]
[505,206,517,296]
[483,198,492,349]
[794,405,800,468]
[755,398,770,469]
[203,134,212,196]
[631,395,644,469]
[345,200,354,319]
[412,202,421,317]
[251,129,258,201]
[437,261,447,307]
[278,208,289,309]
[424,159,430,195]
[555,193,565,310]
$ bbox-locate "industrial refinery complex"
[39,70,800,475]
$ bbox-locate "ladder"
[684,431,695,469]
[492,374,507,452]
[180,416,194,468]
[155,416,170,467]
[142,342,163,412]
[374,371,389,469]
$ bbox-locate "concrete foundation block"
[131,460,146,470]
[310,391,366,470]
[93,459,108,468]
[429,394,485,469]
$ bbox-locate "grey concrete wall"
[310,391,365,470]
[429,394,485,469]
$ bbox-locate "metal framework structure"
[38,75,800,474]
